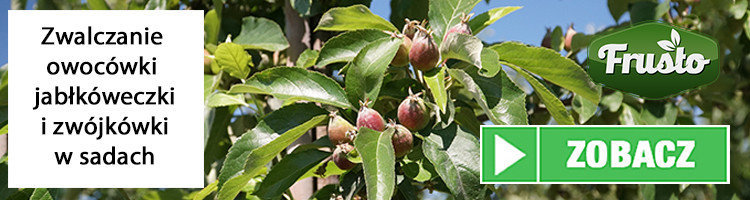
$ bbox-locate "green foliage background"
[2,0,750,199]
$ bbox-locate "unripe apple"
[204,49,213,73]
[327,113,357,144]
[356,101,386,132]
[397,90,429,131]
[409,26,440,71]
[388,122,413,157]
[389,32,412,67]
[402,19,420,40]
[541,27,552,49]
[332,144,356,170]
[564,24,577,51]
[443,13,473,42]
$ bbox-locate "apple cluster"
[327,91,430,170]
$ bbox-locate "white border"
[479,125,730,184]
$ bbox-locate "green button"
[481,127,536,183]
[481,126,729,184]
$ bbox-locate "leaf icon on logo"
[658,40,675,51]
[671,29,680,46]
[657,29,681,51]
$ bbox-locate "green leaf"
[390,0,429,29]
[193,181,218,200]
[0,125,5,136]
[490,42,601,104]
[0,68,8,106]
[229,67,351,109]
[448,68,527,125]
[424,68,448,113]
[572,94,597,124]
[310,184,337,200]
[229,114,256,138]
[316,30,389,67]
[29,189,53,200]
[428,0,481,45]
[402,144,438,182]
[291,0,322,17]
[655,1,672,20]
[641,184,655,200]
[505,62,575,125]
[607,0,630,23]
[340,168,366,200]
[216,103,327,198]
[36,0,59,10]
[345,37,402,108]
[296,49,319,68]
[11,0,27,10]
[453,106,480,135]
[215,42,252,79]
[212,0,223,16]
[234,16,290,52]
[204,107,232,175]
[316,5,398,32]
[254,149,330,199]
[219,114,328,200]
[654,185,680,200]
[619,104,643,125]
[206,92,248,108]
[0,107,7,128]
[640,101,677,125]
[204,9,221,45]
[477,48,501,77]
[571,34,594,51]
[0,160,15,200]
[8,188,34,200]
[87,0,109,9]
[716,184,737,200]
[550,26,565,52]
[355,128,396,200]
[629,1,670,24]
[217,128,275,189]
[402,162,435,183]
[299,158,346,180]
[433,93,457,130]
[144,0,166,10]
[142,189,186,200]
[204,74,219,100]
[730,0,748,19]
[380,78,425,99]
[396,176,419,200]
[440,33,483,68]
[241,177,263,200]
[601,91,624,112]
[468,6,521,34]
[422,124,485,200]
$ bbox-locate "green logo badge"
[587,22,719,99]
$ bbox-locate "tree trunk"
[284,0,314,199]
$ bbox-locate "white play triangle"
[494,135,526,175]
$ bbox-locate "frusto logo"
[588,22,719,99]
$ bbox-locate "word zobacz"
[566,140,695,168]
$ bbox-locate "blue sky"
[2,0,627,65]
[371,0,627,45]
[2,1,9,66]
